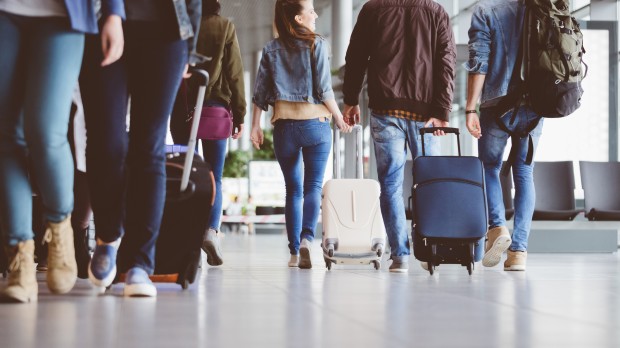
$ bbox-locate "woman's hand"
[250,127,264,149]
[334,116,352,133]
[232,123,244,140]
[100,15,124,67]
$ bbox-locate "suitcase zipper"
[414,178,482,188]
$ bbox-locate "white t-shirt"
[0,0,67,17]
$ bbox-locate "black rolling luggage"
[118,70,214,289]
[410,127,487,275]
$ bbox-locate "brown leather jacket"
[343,0,456,121]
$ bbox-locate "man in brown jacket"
[343,0,456,272]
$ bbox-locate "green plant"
[252,129,276,160]
[223,150,251,178]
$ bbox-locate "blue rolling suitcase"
[410,127,487,275]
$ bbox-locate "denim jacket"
[94,0,204,64]
[63,0,124,34]
[252,37,335,111]
[464,0,525,105]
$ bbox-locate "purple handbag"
[197,105,233,140]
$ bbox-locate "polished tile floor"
[1,233,619,348]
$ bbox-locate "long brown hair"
[274,0,319,55]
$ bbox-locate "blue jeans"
[0,12,84,245]
[202,138,227,231]
[479,105,544,252]
[370,113,439,259]
[273,118,331,255]
[79,22,188,273]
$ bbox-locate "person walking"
[250,0,351,269]
[170,0,246,266]
[79,0,203,297]
[342,0,456,272]
[464,0,544,271]
[0,0,124,303]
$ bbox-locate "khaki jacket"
[196,15,247,125]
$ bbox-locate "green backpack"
[521,0,586,117]
[500,0,586,175]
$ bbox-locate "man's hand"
[466,113,482,139]
[424,117,449,136]
[343,104,361,126]
[100,15,124,67]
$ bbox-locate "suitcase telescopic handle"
[419,127,461,157]
[334,124,363,179]
[180,68,209,193]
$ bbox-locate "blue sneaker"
[88,241,119,288]
[124,267,157,297]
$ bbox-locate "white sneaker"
[420,262,429,271]
[202,228,223,266]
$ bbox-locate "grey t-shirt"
[0,0,67,17]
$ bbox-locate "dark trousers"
[79,22,187,273]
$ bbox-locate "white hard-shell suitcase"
[321,125,386,270]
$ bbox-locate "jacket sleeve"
[464,5,491,75]
[101,0,126,20]
[432,8,456,121]
[186,0,207,65]
[252,47,273,111]
[224,22,247,125]
[313,38,335,102]
[342,2,373,106]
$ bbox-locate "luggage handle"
[180,69,209,192]
[334,124,363,179]
[419,127,461,157]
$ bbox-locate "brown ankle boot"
[1,240,38,303]
[43,215,77,294]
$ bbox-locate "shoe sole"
[88,262,117,288]
[299,247,312,269]
[504,265,526,271]
[202,240,223,266]
[389,268,408,273]
[124,283,157,297]
[482,235,512,267]
[0,291,38,303]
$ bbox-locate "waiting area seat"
[532,161,583,220]
[579,161,620,221]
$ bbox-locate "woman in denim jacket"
[0,0,124,303]
[250,0,351,269]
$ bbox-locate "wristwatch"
[465,109,478,115]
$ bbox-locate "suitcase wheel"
[326,244,335,257]
[324,257,332,270]
[373,243,384,257]
[372,260,380,270]
[181,278,189,290]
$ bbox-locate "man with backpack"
[465,0,585,271]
